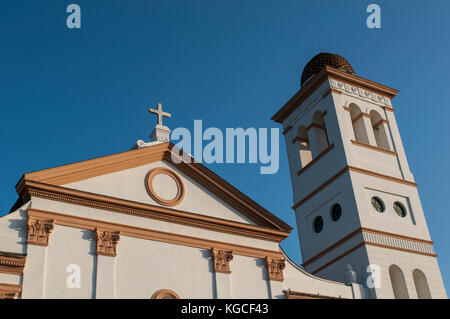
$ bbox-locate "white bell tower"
[272,53,447,299]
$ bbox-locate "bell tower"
[272,53,447,299]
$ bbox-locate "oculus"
[331,204,342,222]
[146,167,185,207]
[313,216,324,233]
[394,202,407,217]
[371,196,385,213]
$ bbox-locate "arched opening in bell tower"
[296,125,312,168]
[349,104,369,144]
[389,265,410,299]
[370,110,390,150]
[413,269,431,299]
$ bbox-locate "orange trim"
[302,228,362,267]
[145,167,185,207]
[0,255,26,275]
[383,106,395,112]
[284,289,343,299]
[22,180,289,243]
[297,144,335,176]
[272,66,398,123]
[27,208,284,260]
[361,227,434,245]
[282,126,292,135]
[292,136,308,144]
[0,283,22,299]
[351,113,371,124]
[306,123,326,131]
[151,289,180,299]
[16,143,292,233]
[292,166,417,209]
[348,166,417,187]
[310,243,365,274]
[351,140,398,156]
[343,106,351,112]
[372,119,389,129]
[292,167,349,209]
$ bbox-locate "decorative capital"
[211,248,233,274]
[27,216,54,246]
[96,229,120,257]
[0,284,22,299]
[266,257,286,282]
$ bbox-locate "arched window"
[295,125,312,168]
[151,289,180,299]
[308,111,329,157]
[370,110,390,150]
[389,265,409,299]
[413,269,432,299]
[349,104,369,144]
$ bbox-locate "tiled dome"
[301,53,355,87]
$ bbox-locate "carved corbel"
[211,248,233,274]
[266,257,286,282]
[27,216,54,246]
[95,229,120,257]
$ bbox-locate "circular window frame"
[371,196,385,213]
[393,201,407,218]
[151,289,180,299]
[145,167,185,207]
[330,203,342,222]
[313,216,324,233]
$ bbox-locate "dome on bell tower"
[300,53,355,87]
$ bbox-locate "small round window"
[313,216,324,233]
[331,204,342,222]
[371,197,385,213]
[393,202,407,217]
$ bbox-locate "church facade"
[0,53,446,299]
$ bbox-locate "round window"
[371,197,385,213]
[313,216,324,233]
[331,204,342,222]
[393,202,407,217]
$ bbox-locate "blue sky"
[1,1,449,292]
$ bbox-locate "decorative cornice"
[27,208,284,260]
[0,283,22,299]
[22,180,289,243]
[266,257,285,282]
[211,248,233,274]
[95,229,120,257]
[0,253,26,275]
[272,66,398,123]
[27,216,54,246]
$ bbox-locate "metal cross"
[149,102,171,126]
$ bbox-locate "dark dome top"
[300,53,355,87]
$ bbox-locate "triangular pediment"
[16,143,292,235]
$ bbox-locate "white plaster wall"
[0,204,29,254]
[115,236,215,299]
[64,160,256,225]
[44,225,96,298]
[283,254,354,299]
[229,255,270,299]
[295,172,361,261]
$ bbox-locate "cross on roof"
[149,102,171,127]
